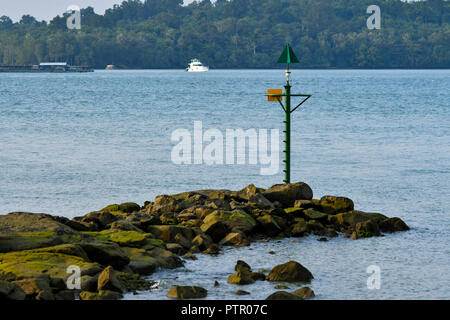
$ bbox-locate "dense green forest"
[0,0,449,68]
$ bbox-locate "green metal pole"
[284,83,291,184]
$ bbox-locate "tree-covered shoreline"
[0,0,448,69]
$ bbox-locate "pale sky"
[0,0,196,22]
[0,0,419,22]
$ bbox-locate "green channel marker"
[266,44,312,184]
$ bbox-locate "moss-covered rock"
[319,196,354,214]
[118,203,141,214]
[263,182,313,207]
[32,244,89,261]
[0,250,102,282]
[166,285,207,299]
[0,212,77,234]
[0,212,83,253]
[0,231,82,253]
[83,230,152,248]
[78,241,130,269]
[202,210,257,235]
[267,261,313,283]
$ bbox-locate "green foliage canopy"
[0,0,448,68]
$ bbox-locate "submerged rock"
[235,290,250,295]
[166,286,208,299]
[267,261,313,283]
[292,287,315,299]
[266,291,302,300]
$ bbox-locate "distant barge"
[0,62,94,73]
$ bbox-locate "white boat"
[185,59,209,72]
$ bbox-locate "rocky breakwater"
[0,182,409,300]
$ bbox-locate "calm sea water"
[0,70,449,299]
